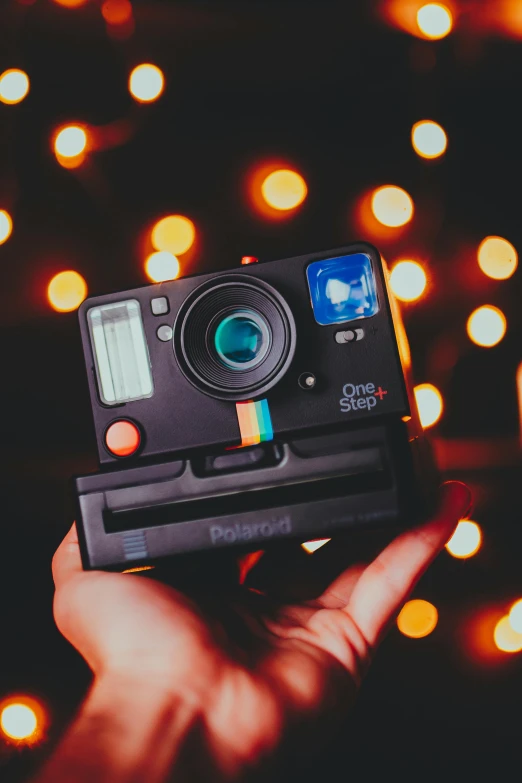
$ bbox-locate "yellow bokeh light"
[411,120,447,159]
[371,186,413,228]
[445,520,482,559]
[0,69,30,105]
[129,64,165,103]
[397,599,438,638]
[1,704,38,741]
[151,215,195,255]
[145,251,180,282]
[414,383,443,428]
[467,305,507,348]
[301,538,331,554]
[389,260,427,302]
[48,270,88,312]
[261,169,307,211]
[477,236,518,280]
[494,615,522,653]
[509,599,522,634]
[417,3,453,39]
[0,209,13,245]
[54,126,88,158]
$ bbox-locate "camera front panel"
[78,242,410,466]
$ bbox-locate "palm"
[52,481,469,779]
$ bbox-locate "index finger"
[345,480,472,648]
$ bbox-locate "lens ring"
[211,308,272,371]
[173,275,296,401]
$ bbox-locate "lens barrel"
[174,275,296,400]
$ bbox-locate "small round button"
[105,420,141,457]
[157,324,173,342]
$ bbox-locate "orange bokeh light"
[445,520,482,559]
[0,69,30,105]
[129,64,165,103]
[151,215,195,256]
[260,169,307,211]
[477,236,518,280]
[414,383,443,428]
[417,3,453,39]
[411,120,448,159]
[0,209,13,245]
[101,0,132,24]
[494,616,522,653]
[389,260,427,302]
[145,251,180,283]
[467,305,507,348]
[48,270,88,312]
[371,185,414,227]
[397,599,438,638]
[53,0,88,7]
[53,125,89,169]
[0,695,47,744]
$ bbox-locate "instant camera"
[73,242,438,570]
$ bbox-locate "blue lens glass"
[213,309,270,370]
[306,253,379,326]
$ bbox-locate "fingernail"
[440,480,473,520]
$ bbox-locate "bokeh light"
[48,271,88,312]
[0,69,30,105]
[445,520,482,559]
[411,120,447,159]
[467,305,507,348]
[416,3,453,39]
[494,616,522,653]
[151,215,195,255]
[371,186,413,227]
[145,251,180,282]
[54,126,87,158]
[397,599,438,638]
[477,236,518,280]
[129,64,165,103]
[301,538,331,554]
[101,0,132,24]
[53,0,88,6]
[1,703,37,740]
[0,209,13,245]
[414,383,443,428]
[389,260,427,302]
[508,599,522,634]
[260,169,307,211]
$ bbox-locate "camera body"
[73,242,438,571]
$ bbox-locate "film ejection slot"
[335,328,364,344]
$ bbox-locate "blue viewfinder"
[306,253,379,326]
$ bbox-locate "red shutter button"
[105,420,141,457]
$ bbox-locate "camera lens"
[174,275,296,401]
[213,309,271,370]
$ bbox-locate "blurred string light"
[0,69,30,105]
[508,599,522,633]
[0,696,46,743]
[493,616,522,653]
[477,236,518,280]
[371,185,413,227]
[467,305,507,348]
[48,271,88,312]
[389,260,427,302]
[151,215,195,255]
[301,538,331,554]
[53,125,89,169]
[445,520,482,559]
[411,120,447,159]
[397,599,438,638]
[53,0,88,6]
[129,64,165,103]
[414,383,443,428]
[0,209,13,245]
[416,3,453,39]
[145,251,180,282]
[261,169,307,211]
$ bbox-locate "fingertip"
[439,480,473,521]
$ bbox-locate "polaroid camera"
[72,242,438,570]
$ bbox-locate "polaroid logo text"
[340,382,388,413]
[210,517,292,545]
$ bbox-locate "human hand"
[45,481,471,783]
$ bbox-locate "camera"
[73,242,438,571]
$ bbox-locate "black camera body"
[73,242,438,571]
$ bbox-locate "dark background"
[1,0,521,780]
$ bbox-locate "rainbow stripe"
[236,399,274,447]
